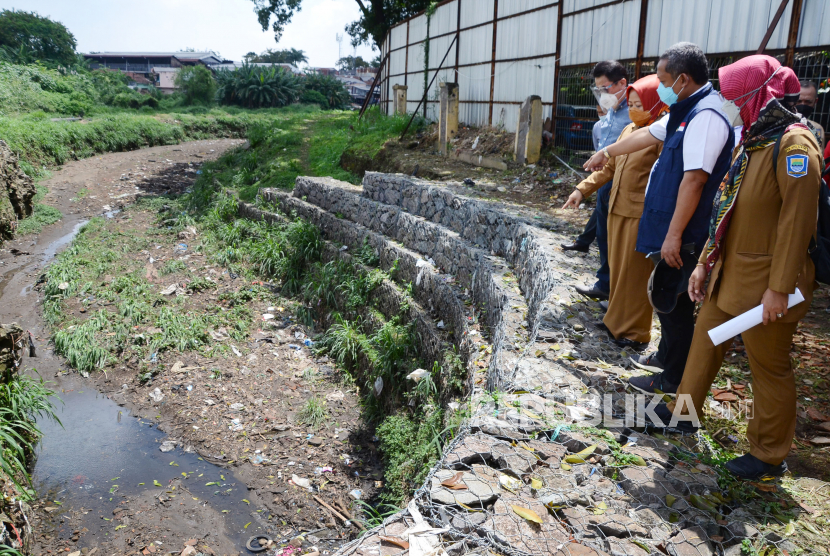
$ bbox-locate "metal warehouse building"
[373,0,830,152]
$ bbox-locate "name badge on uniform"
[786,154,808,178]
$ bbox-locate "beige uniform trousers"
[673,289,798,465]
[604,213,654,343]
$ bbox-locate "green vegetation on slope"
[15,184,61,235]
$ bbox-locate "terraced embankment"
[230,172,827,556]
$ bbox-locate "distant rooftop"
[85,51,219,58]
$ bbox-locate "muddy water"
[1,191,257,551]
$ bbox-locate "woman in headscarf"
[649,55,823,480]
[563,74,667,350]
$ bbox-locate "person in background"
[647,56,823,480]
[563,75,667,350]
[798,80,825,148]
[561,61,631,302]
[593,105,607,151]
[582,43,734,393]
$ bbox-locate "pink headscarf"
[718,54,801,128]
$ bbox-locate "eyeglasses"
[590,82,619,94]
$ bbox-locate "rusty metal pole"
[785,0,804,67]
[455,0,462,83]
[635,0,649,79]
[358,53,388,119]
[488,0,499,126]
[400,34,459,139]
[758,0,791,54]
[550,0,564,147]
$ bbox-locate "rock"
[159,440,176,453]
[559,430,611,456]
[553,545,609,556]
[492,443,538,475]
[560,506,648,538]
[469,415,529,440]
[667,527,713,556]
[667,464,720,495]
[487,497,571,555]
[450,511,486,533]
[0,140,36,238]
[444,433,494,468]
[618,467,682,503]
[430,470,499,506]
[607,540,650,556]
[308,437,323,447]
[180,547,198,556]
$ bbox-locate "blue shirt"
[595,98,631,151]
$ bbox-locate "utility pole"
[336,33,343,70]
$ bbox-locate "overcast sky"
[4,0,377,67]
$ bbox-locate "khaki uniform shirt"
[701,127,823,320]
[577,123,663,219]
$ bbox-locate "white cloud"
[7,0,378,67]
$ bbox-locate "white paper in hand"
[708,288,805,346]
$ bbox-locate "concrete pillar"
[438,83,459,156]
[514,95,544,165]
[392,84,408,115]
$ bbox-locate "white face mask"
[720,66,783,128]
[599,92,619,111]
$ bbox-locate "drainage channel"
[2,219,263,554]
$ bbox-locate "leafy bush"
[303,73,349,109]
[175,65,217,105]
[216,63,301,109]
[300,89,328,107]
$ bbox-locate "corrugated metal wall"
[378,0,830,133]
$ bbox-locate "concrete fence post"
[514,95,543,165]
[392,85,408,115]
[438,83,459,156]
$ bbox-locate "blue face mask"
[657,75,684,106]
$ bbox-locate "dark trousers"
[576,182,611,293]
[593,182,611,293]
[655,285,696,386]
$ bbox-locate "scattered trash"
[159,440,176,453]
[204,398,216,406]
[229,403,244,411]
[326,390,345,402]
[291,474,312,490]
[303,339,314,347]
[210,328,230,341]
[407,368,429,382]
[245,535,273,553]
[231,345,242,357]
[58,282,69,291]
[229,418,243,431]
[149,388,164,403]
[374,376,384,396]
[175,243,188,252]
[262,313,275,320]
[463,178,475,186]
[339,245,348,251]
[349,489,363,500]
[436,321,445,329]
[315,466,334,474]
[160,284,179,296]
[288,344,302,350]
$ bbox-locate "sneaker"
[725,454,788,480]
[643,403,699,434]
[630,352,665,373]
[628,371,678,396]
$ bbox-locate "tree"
[250,48,308,65]
[250,0,431,49]
[337,55,370,71]
[175,65,217,105]
[0,9,77,66]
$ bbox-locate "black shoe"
[630,353,665,373]
[595,321,610,333]
[629,371,678,396]
[725,454,788,480]
[615,338,648,351]
[599,300,608,312]
[575,284,609,301]
[561,241,591,253]
[643,403,699,434]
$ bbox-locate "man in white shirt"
[582,43,735,396]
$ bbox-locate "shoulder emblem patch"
[785,144,809,154]
[786,154,809,178]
